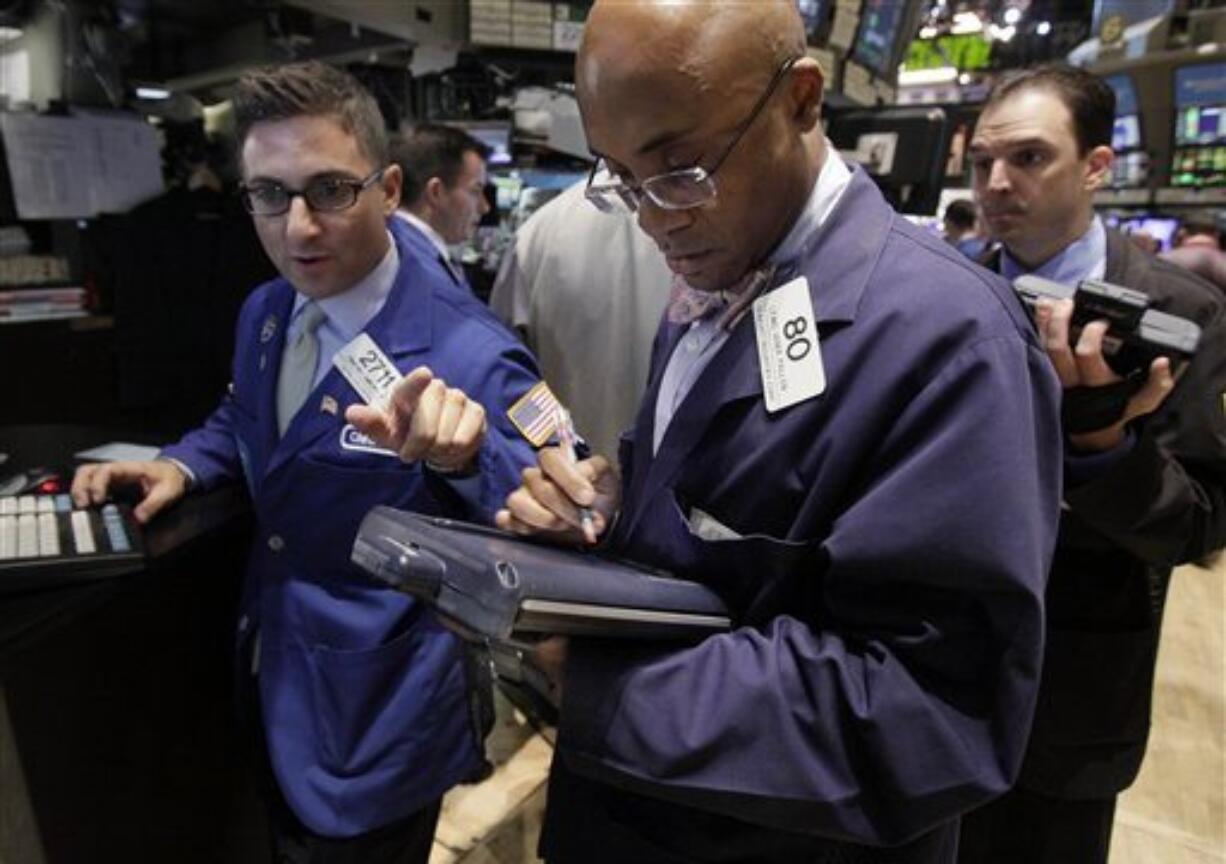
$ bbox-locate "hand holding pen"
[553,406,598,544]
[495,407,621,545]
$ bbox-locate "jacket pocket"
[307,623,467,776]
[660,494,825,623]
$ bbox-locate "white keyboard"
[0,495,143,590]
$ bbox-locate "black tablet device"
[351,506,732,642]
[1012,274,1201,375]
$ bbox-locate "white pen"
[553,406,598,544]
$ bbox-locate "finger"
[70,466,98,508]
[524,465,588,531]
[390,366,435,418]
[86,463,116,506]
[538,447,596,507]
[1123,357,1176,423]
[433,401,486,469]
[504,485,576,534]
[401,379,446,463]
[452,402,487,454]
[497,508,550,537]
[1072,320,1120,388]
[433,388,468,453]
[1038,298,1079,387]
[344,403,395,446]
[133,478,178,524]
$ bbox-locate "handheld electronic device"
[351,507,732,643]
[1013,274,1201,375]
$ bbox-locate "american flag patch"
[507,381,562,447]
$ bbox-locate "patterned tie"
[275,300,327,436]
[665,264,778,331]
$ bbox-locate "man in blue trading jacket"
[496,1,1063,862]
[71,61,541,862]
[391,124,492,292]
[958,64,1226,864]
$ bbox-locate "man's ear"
[1084,145,1114,192]
[424,176,447,209]
[381,163,403,214]
[789,57,825,132]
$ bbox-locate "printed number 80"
[782,317,811,362]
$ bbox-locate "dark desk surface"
[0,424,250,658]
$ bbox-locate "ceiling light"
[951,12,984,35]
[135,86,171,100]
[1003,8,1022,26]
[1036,21,1051,36]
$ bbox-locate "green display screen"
[903,34,992,72]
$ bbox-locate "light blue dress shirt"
[287,232,399,389]
[1001,216,1106,287]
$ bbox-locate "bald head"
[574,0,823,293]
[578,0,805,108]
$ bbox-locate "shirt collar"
[769,142,853,268]
[395,209,451,262]
[292,232,399,341]
[1001,216,1107,285]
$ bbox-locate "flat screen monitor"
[1104,214,1180,252]
[797,0,832,44]
[446,120,513,167]
[851,0,923,82]
[1092,0,1173,37]
[1169,63,1226,188]
[827,105,948,214]
[1113,115,1141,151]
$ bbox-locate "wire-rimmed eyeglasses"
[585,56,800,214]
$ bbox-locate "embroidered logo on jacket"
[339,424,397,457]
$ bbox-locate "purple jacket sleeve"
[558,335,1062,846]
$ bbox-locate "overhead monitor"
[851,0,924,82]
[1103,214,1180,252]
[1104,74,1146,188]
[446,120,514,167]
[827,105,949,214]
[1169,62,1226,189]
[1092,0,1173,40]
[797,0,833,45]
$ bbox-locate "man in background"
[962,62,1226,864]
[941,197,988,260]
[391,123,491,290]
[490,181,670,457]
[1163,222,1226,291]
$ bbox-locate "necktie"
[275,301,327,436]
[665,264,778,330]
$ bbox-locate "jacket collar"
[622,168,895,533]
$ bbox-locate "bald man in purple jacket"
[496,2,1064,862]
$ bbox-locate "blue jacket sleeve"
[159,394,243,492]
[428,337,541,524]
[558,335,1063,846]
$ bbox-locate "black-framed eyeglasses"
[240,167,386,216]
[585,56,800,214]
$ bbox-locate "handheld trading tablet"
[1012,274,1201,374]
[351,507,732,642]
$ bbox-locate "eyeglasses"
[585,56,800,214]
[240,167,385,216]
